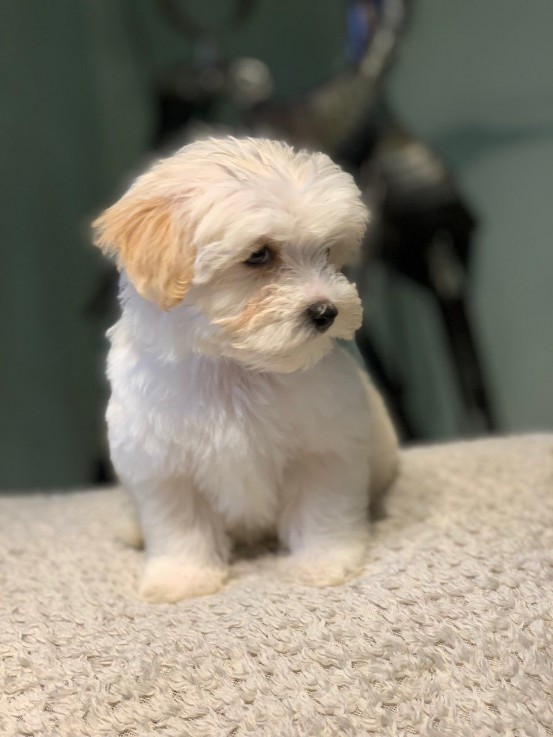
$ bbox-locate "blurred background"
[1,0,552,491]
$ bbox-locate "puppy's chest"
[176,368,302,531]
[158,360,335,473]
[184,372,297,469]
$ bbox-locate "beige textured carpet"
[1,436,553,737]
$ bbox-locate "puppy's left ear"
[92,194,195,310]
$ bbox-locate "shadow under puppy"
[93,137,398,603]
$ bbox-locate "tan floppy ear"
[92,196,195,310]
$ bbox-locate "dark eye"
[324,247,331,258]
[244,245,273,267]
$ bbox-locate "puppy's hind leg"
[358,370,399,501]
[115,494,144,549]
[131,477,230,603]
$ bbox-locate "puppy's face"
[94,138,368,373]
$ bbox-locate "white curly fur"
[94,137,398,603]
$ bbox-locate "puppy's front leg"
[131,478,230,603]
[278,455,371,587]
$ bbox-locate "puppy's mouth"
[204,292,362,373]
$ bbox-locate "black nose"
[307,301,338,333]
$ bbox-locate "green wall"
[0,2,151,489]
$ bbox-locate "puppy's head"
[93,137,368,372]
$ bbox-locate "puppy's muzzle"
[307,301,338,333]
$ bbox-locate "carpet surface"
[1,436,553,737]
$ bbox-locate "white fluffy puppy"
[93,137,398,604]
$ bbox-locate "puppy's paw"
[139,557,228,604]
[282,536,369,588]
